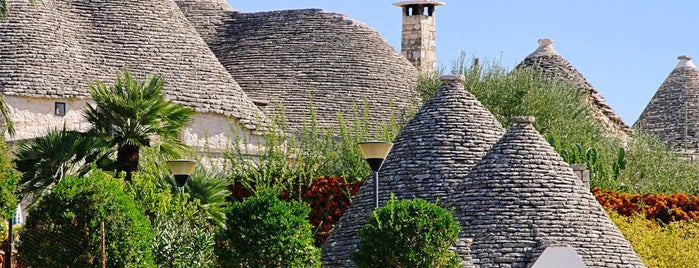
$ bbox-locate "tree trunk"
[117,144,139,182]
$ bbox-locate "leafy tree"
[351,196,461,268]
[83,69,195,181]
[215,190,320,267]
[16,170,155,267]
[14,128,113,199]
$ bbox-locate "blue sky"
[228,0,699,125]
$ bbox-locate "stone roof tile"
[515,39,631,136]
[633,55,699,153]
[176,1,419,133]
[322,75,504,267]
[0,0,267,131]
[452,116,645,267]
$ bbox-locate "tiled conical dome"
[0,0,266,130]
[453,116,645,267]
[634,56,699,154]
[176,0,419,134]
[515,39,631,136]
[322,75,505,267]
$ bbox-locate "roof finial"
[528,38,557,57]
[676,55,696,69]
[538,38,554,48]
[511,116,535,125]
[440,74,465,84]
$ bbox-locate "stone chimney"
[393,1,445,74]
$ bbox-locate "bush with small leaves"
[215,190,320,267]
[16,171,154,267]
[352,196,461,268]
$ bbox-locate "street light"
[358,141,393,208]
[167,159,197,195]
[5,204,23,268]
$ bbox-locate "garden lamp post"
[167,159,197,196]
[358,141,393,208]
[5,204,23,268]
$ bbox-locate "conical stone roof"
[0,0,266,130]
[322,75,505,267]
[452,116,644,267]
[515,39,631,136]
[633,55,699,154]
[176,0,419,133]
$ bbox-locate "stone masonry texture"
[515,39,631,137]
[322,75,505,267]
[176,0,420,134]
[633,56,699,154]
[451,116,645,268]
[0,0,268,131]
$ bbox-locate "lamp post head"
[358,141,393,171]
[167,159,197,187]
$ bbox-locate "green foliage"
[610,211,699,267]
[84,68,195,179]
[352,196,461,268]
[417,53,699,195]
[215,190,320,267]
[14,128,113,199]
[0,95,15,136]
[16,170,155,267]
[0,138,21,220]
[129,174,217,268]
[614,133,699,194]
[226,100,403,197]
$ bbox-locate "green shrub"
[215,190,320,267]
[0,138,20,221]
[129,174,217,268]
[417,54,699,195]
[16,170,154,267]
[351,196,461,268]
[610,211,699,267]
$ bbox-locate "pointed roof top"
[322,75,505,267]
[516,38,631,136]
[633,55,699,153]
[452,116,644,267]
[0,0,266,131]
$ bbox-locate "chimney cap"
[393,1,445,7]
[511,116,535,124]
[440,74,465,83]
[676,55,696,69]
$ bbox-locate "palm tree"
[83,69,195,181]
[0,0,40,19]
[0,96,15,137]
[14,128,113,199]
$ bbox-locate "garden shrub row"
[229,175,361,245]
[610,211,699,267]
[593,187,699,223]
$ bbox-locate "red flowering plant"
[593,188,699,223]
[228,175,362,246]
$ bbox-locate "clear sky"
[228,0,699,126]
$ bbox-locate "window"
[55,102,66,116]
